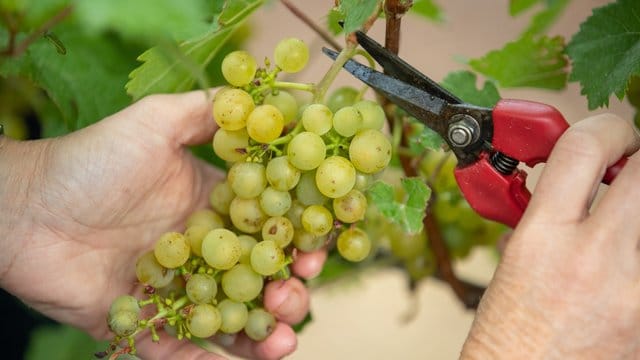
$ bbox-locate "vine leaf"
[441,70,501,107]
[407,121,444,154]
[326,7,345,35]
[340,0,380,34]
[566,0,640,109]
[368,178,431,234]
[469,35,568,90]
[409,0,444,22]
[125,0,262,100]
[521,0,570,37]
[510,0,539,16]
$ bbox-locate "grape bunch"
[102,37,392,358]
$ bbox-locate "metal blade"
[322,47,448,135]
[354,31,463,105]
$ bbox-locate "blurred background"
[1,0,633,359]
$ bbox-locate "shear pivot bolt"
[447,115,479,147]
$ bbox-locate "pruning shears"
[323,31,627,228]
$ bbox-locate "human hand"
[461,114,640,359]
[0,90,325,359]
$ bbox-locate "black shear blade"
[322,47,447,129]
[354,31,463,105]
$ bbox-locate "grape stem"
[313,45,358,103]
[273,81,315,93]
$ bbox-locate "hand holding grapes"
[0,90,322,360]
[461,114,640,359]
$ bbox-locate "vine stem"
[313,44,357,103]
[1,5,73,57]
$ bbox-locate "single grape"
[315,156,356,198]
[221,50,257,87]
[390,228,427,260]
[259,187,292,216]
[333,189,367,223]
[301,205,333,236]
[186,273,218,304]
[287,132,326,171]
[154,232,190,269]
[213,88,255,131]
[186,209,224,231]
[228,162,267,199]
[337,227,371,262]
[332,106,363,137]
[261,216,294,248]
[292,229,327,252]
[221,263,264,302]
[264,91,298,125]
[244,308,276,341]
[285,200,306,229]
[156,276,186,299]
[353,100,386,130]
[186,304,222,338]
[295,171,327,206]
[238,234,258,265]
[301,103,333,135]
[229,197,268,234]
[326,86,359,112]
[266,156,301,191]
[108,310,138,337]
[213,128,249,162]
[218,299,249,334]
[246,104,284,143]
[349,129,392,173]
[209,181,235,215]
[109,295,140,318]
[135,251,175,288]
[201,228,241,270]
[184,225,209,256]
[250,240,286,276]
[274,38,309,73]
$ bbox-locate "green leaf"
[409,0,444,22]
[125,0,263,100]
[521,0,570,37]
[407,121,444,153]
[25,324,108,360]
[566,0,640,109]
[326,7,345,35]
[1,25,135,131]
[368,178,431,234]
[340,0,380,33]
[509,0,539,16]
[440,70,501,107]
[469,35,568,90]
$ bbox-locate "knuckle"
[554,126,607,164]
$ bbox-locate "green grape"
[273,37,309,73]
[109,295,140,318]
[135,251,175,288]
[432,191,459,224]
[229,197,268,234]
[201,228,241,270]
[244,308,276,341]
[287,132,326,171]
[390,228,427,260]
[349,129,392,174]
[221,50,257,87]
[337,227,371,262]
[186,209,224,231]
[157,276,186,299]
[292,228,327,252]
[246,104,285,143]
[186,304,222,338]
[228,162,267,199]
[301,205,333,236]
[209,181,235,215]
[250,240,285,276]
[266,156,301,191]
[154,232,190,269]
[238,234,258,264]
[404,251,437,281]
[218,299,249,334]
[221,263,264,302]
[315,156,356,198]
[186,273,218,304]
[354,171,374,191]
[184,225,209,257]
[108,310,138,337]
[259,187,292,216]
[333,189,367,223]
[327,86,359,112]
[442,225,472,259]
[213,128,249,162]
[261,216,294,248]
[295,171,327,206]
[301,103,333,135]
[332,106,363,137]
[264,91,298,125]
[353,100,386,130]
[213,88,255,131]
[285,200,305,229]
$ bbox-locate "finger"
[135,329,227,360]
[263,277,310,325]
[290,249,327,279]
[523,114,640,225]
[223,322,297,360]
[190,156,226,210]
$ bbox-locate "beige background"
[222,1,633,359]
